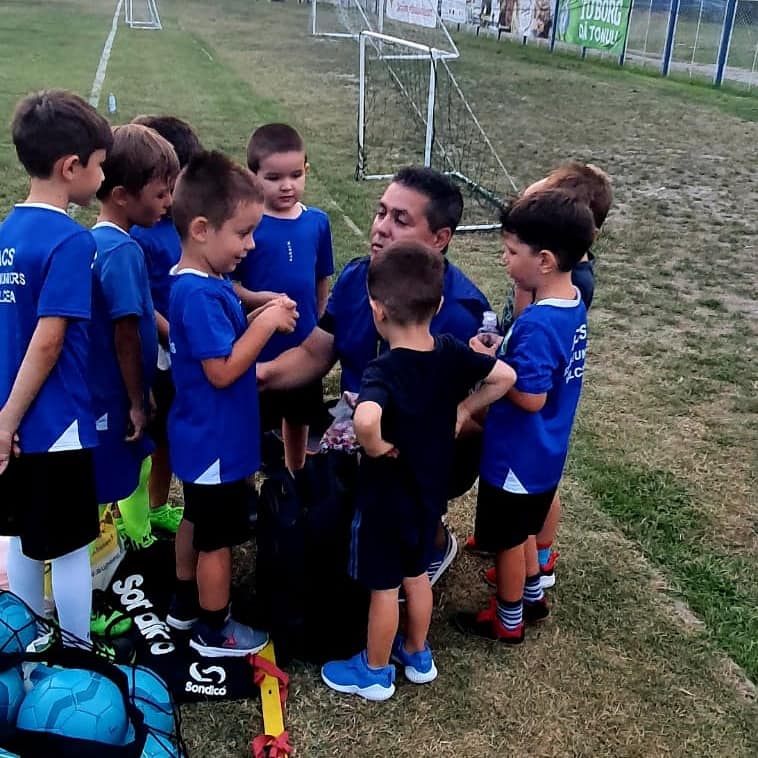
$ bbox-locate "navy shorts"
[146,367,174,446]
[258,380,323,430]
[182,479,252,552]
[475,479,557,552]
[0,449,99,560]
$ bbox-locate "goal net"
[358,32,517,230]
[125,0,162,30]
[312,0,459,57]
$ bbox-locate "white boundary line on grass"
[89,0,124,108]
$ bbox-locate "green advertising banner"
[556,0,632,55]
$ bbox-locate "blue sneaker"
[391,636,438,684]
[189,617,268,658]
[321,650,396,701]
[427,525,458,586]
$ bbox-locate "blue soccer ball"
[17,668,128,745]
[0,668,25,726]
[117,665,174,736]
[141,732,180,757]
[0,593,37,654]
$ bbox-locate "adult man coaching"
[257,165,490,582]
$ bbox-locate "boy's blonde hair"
[96,123,179,201]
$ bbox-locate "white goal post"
[125,0,162,30]
[311,0,460,58]
[357,31,518,232]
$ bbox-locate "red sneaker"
[452,605,524,644]
[463,535,495,557]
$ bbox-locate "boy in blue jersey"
[321,242,514,701]
[233,123,334,472]
[0,90,112,644]
[485,162,614,588]
[130,115,203,535]
[454,189,595,644]
[90,124,180,550]
[166,151,298,656]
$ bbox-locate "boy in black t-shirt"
[321,242,515,701]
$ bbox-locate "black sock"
[176,578,198,607]
[200,605,229,630]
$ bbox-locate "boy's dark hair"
[500,189,595,272]
[11,89,113,178]
[172,150,264,240]
[131,115,201,168]
[246,123,306,172]
[368,241,444,325]
[392,166,464,235]
[543,161,613,229]
[96,123,180,201]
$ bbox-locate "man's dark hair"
[131,115,202,168]
[368,240,444,325]
[172,150,264,240]
[96,124,180,201]
[543,161,613,230]
[392,166,463,234]
[500,189,595,272]
[11,89,113,178]
[246,123,306,172]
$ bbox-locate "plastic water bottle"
[107,93,117,114]
[476,310,500,348]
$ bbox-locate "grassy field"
[0,0,756,755]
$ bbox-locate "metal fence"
[446,0,758,89]
[624,0,757,86]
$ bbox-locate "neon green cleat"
[149,503,184,534]
[90,590,133,638]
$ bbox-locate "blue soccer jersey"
[168,270,260,484]
[322,255,491,393]
[130,217,182,320]
[233,205,334,362]
[90,222,158,502]
[0,203,97,453]
[481,290,588,494]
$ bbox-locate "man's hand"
[125,405,147,442]
[0,428,20,476]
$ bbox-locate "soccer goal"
[312,0,459,58]
[357,31,518,231]
[124,0,162,30]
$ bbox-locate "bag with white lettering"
[106,541,260,703]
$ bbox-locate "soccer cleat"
[90,589,132,638]
[452,604,525,644]
[463,535,494,557]
[391,636,437,684]
[123,531,157,551]
[524,598,550,624]
[483,565,497,588]
[113,515,127,539]
[540,549,559,589]
[166,594,200,632]
[149,503,183,534]
[190,617,269,658]
[427,526,458,586]
[321,650,396,701]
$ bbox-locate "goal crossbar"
[125,0,162,30]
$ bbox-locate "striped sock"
[496,597,523,630]
[537,544,552,566]
[524,573,544,603]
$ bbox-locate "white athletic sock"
[6,537,45,617]
[51,545,92,644]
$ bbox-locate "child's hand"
[125,405,147,442]
[373,440,398,458]
[469,334,502,356]
[455,406,471,437]
[0,428,20,476]
[258,299,299,334]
